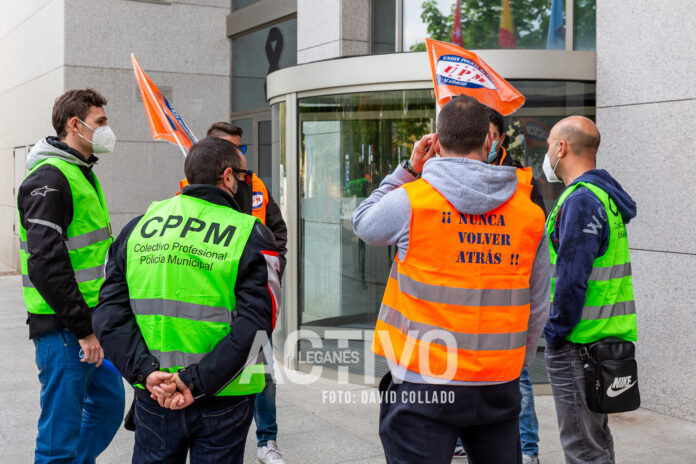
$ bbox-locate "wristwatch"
[401,159,420,178]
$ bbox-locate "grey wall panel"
[597,0,696,107]
[631,250,696,420]
[597,100,696,255]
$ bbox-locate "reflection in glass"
[271,102,287,351]
[403,0,565,51]
[372,0,396,53]
[230,118,254,170]
[258,120,273,188]
[574,0,596,51]
[232,0,262,11]
[299,90,435,332]
[232,19,297,113]
[500,80,596,212]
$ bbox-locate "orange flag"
[131,54,197,156]
[425,38,525,115]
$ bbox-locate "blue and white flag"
[546,0,565,49]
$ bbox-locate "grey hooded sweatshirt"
[351,157,551,386]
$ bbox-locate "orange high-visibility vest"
[178,175,269,225]
[373,168,545,382]
[250,174,268,225]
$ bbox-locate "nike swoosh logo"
[606,380,637,398]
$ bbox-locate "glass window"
[403,0,566,51]
[501,80,596,214]
[232,0,262,10]
[230,118,254,170]
[232,18,297,113]
[271,102,288,350]
[574,0,596,51]
[258,120,273,188]
[299,90,435,337]
[372,0,396,54]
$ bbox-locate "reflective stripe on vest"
[251,174,268,224]
[23,265,104,288]
[126,194,265,396]
[373,168,545,382]
[546,181,637,344]
[19,158,112,314]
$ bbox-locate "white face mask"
[78,119,116,154]
[543,142,562,183]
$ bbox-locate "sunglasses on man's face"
[233,168,253,185]
[238,144,247,155]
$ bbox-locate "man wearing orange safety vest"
[181,122,287,464]
[352,96,551,464]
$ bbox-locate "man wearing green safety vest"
[542,116,637,464]
[93,137,281,464]
[18,88,125,463]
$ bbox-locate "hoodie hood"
[571,169,637,223]
[27,137,94,170]
[421,157,518,215]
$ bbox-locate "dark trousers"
[132,395,254,464]
[379,373,522,464]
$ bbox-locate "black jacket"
[492,147,547,215]
[92,185,279,407]
[17,137,101,339]
[235,182,288,277]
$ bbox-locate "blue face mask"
[487,141,499,164]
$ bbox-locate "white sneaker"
[522,455,539,464]
[257,440,286,464]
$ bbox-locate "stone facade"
[596,0,696,421]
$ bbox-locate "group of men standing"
[17,88,636,464]
[18,89,287,464]
[352,95,637,464]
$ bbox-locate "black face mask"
[233,181,253,214]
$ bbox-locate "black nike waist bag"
[581,337,640,414]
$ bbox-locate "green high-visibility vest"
[19,158,112,314]
[126,194,265,396]
[547,181,637,344]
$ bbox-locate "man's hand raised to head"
[409,133,440,173]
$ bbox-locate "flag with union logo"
[131,54,197,156]
[425,38,525,115]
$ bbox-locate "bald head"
[551,116,601,157]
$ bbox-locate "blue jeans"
[254,374,278,447]
[132,395,254,464]
[254,344,278,447]
[519,368,539,457]
[33,330,125,464]
[545,344,615,464]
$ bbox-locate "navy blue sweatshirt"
[544,169,637,349]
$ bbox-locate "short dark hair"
[436,95,490,154]
[486,107,504,136]
[206,122,243,138]
[52,89,107,138]
[184,137,242,185]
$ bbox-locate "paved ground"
[1,273,695,463]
